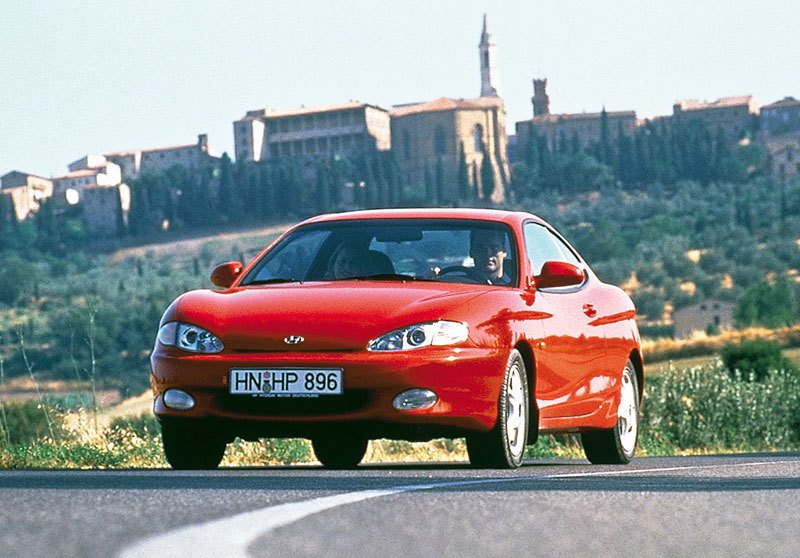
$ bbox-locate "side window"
[523,222,581,275]
[246,230,330,282]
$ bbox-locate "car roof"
[300,208,546,228]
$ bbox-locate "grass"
[2,355,798,468]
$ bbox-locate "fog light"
[393,389,438,410]
[163,389,195,411]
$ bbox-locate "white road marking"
[118,461,778,558]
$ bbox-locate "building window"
[434,126,446,156]
[473,124,484,153]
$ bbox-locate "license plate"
[229,368,343,397]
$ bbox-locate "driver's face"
[332,246,364,278]
[470,235,507,276]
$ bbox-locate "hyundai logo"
[283,335,305,345]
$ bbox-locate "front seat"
[368,250,395,274]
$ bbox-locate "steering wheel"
[436,265,485,284]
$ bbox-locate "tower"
[479,14,501,98]
[532,78,550,116]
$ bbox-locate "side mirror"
[534,261,585,289]
[210,261,243,288]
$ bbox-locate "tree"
[217,153,238,221]
[457,142,471,204]
[480,153,495,202]
[734,279,798,328]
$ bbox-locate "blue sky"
[2,0,797,177]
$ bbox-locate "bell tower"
[479,14,501,98]
[532,78,550,116]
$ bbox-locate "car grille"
[217,390,370,416]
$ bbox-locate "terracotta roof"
[53,169,99,180]
[526,110,636,124]
[674,96,753,111]
[241,102,387,120]
[105,142,197,157]
[762,96,800,109]
[390,96,504,117]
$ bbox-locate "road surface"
[1,453,798,558]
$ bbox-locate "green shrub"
[720,338,796,382]
[0,400,64,445]
[642,363,800,451]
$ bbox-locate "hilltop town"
[2,15,798,240]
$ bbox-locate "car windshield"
[241,219,519,287]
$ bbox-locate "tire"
[161,422,227,470]
[312,434,368,469]
[467,349,529,468]
[581,359,640,464]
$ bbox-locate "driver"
[327,243,373,279]
[470,229,511,285]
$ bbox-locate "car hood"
[170,281,486,351]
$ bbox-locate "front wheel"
[161,422,227,470]
[312,434,368,469]
[581,359,640,464]
[467,349,529,468]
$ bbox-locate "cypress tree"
[457,142,470,204]
[480,154,495,202]
[435,156,446,206]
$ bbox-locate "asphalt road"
[1,453,798,558]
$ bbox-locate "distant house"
[233,102,391,163]
[763,132,800,180]
[672,96,758,140]
[105,134,218,179]
[673,299,735,339]
[514,78,638,158]
[760,96,800,136]
[52,155,122,206]
[0,171,53,221]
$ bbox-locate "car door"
[523,222,606,424]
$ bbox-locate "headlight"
[368,321,468,351]
[157,322,224,354]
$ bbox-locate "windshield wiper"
[243,278,301,285]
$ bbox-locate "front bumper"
[150,346,508,439]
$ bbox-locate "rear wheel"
[312,434,368,469]
[467,349,528,468]
[581,359,640,464]
[161,422,227,470]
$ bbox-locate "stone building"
[516,110,639,154]
[105,134,216,179]
[390,96,509,203]
[515,79,638,156]
[764,133,800,181]
[52,155,122,207]
[672,299,735,339]
[233,102,391,163]
[672,96,758,139]
[761,97,800,136]
[0,171,53,221]
[81,183,131,236]
[387,15,509,203]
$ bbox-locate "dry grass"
[644,323,800,363]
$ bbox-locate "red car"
[151,208,643,469]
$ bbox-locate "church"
[232,15,511,204]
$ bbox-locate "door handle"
[583,303,597,318]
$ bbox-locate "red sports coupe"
[151,208,643,469]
